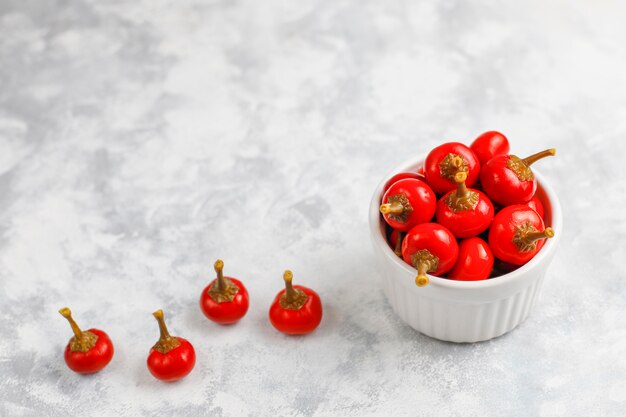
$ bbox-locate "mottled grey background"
[1,1,625,416]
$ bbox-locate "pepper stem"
[450,156,464,169]
[279,270,309,310]
[283,270,297,303]
[454,171,469,198]
[416,262,430,287]
[380,201,404,215]
[59,307,98,352]
[59,307,83,339]
[153,309,172,342]
[214,259,225,292]
[393,231,404,257]
[522,148,556,167]
[525,227,555,242]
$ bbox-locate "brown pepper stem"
[380,201,404,215]
[439,154,468,182]
[394,232,404,257]
[59,307,83,339]
[513,223,555,252]
[153,309,172,341]
[454,171,469,198]
[411,249,438,287]
[208,258,239,303]
[283,270,296,303]
[152,309,181,353]
[445,170,478,212]
[59,307,98,352]
[279,270,309,310]
[214,259,225,292]
[416,262,430,287]
[526,227,555,242]
[522,148,556,167]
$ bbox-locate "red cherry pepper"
[147,309,196,382]
[200,259,249,325]
[402,223,459,286]
[480,148,556,206]
[435,171,494,238]
[488,205,555,265]
[59,307,114,374]
[448,237,494,281]
[384,171,426,192]
[424,142,480,194]
[380,178,436,232]
[526,196,545,218]
[269,270,322,335]
[470,131,510,165]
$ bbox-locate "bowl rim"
[369,154,563,290]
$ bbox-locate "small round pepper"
[147,309,196,382]
[59,307,114,374]
[269,270,322,335]
[200,259,249,325]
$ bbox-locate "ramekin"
[369,155,562,343]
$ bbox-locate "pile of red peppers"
[380,131,556,286]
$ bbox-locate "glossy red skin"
[435,189,494,238]
[200,278,249,325]
[64,328,114,374]
[488,205,547,265]
[401,223,459,275]
[424,142,480,194]
[147,337,196,382]
[470,131,510,165]
[449,238,494,281]
[269,285,322,335]
[381,178,436,232]
[384,172,426,192]
[526,196,545,218]
[480,155,536,206]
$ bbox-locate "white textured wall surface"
[1,1,625,416]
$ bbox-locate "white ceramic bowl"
[369,155,562,343]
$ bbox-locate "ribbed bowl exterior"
[370,156,562,343]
